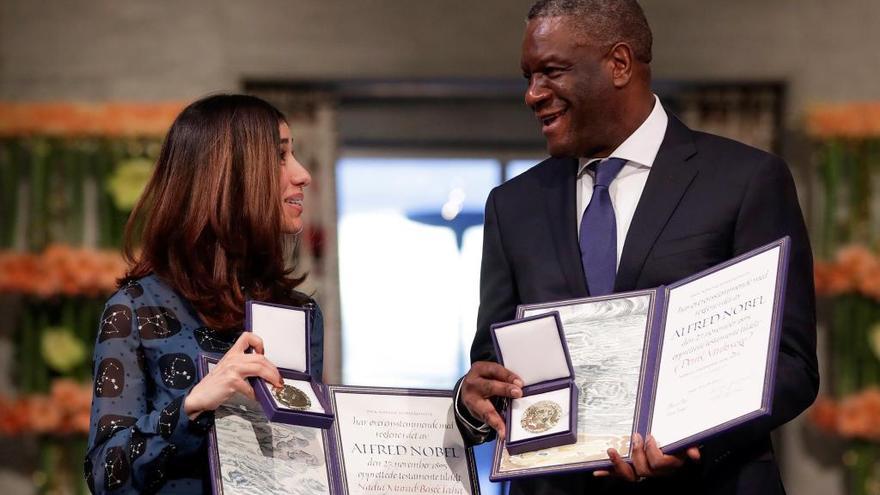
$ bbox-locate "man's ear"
[608,42,635,88]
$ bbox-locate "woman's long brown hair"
[122,94,306,331]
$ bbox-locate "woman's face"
[278,122,312,234]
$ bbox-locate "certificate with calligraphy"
[491,237,789,480]
[329,386,480,495]
[201,365,481,494]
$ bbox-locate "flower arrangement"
[0,379,91,437]
[814,245,880,301]
[807,102,880,139]
[0,111,168,495]
[810,243,880,495]
[811,389,880,442]
[0,102,183,138]
[0,244,126,298]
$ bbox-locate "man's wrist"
[453,378,491,433]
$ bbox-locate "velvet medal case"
[490,311,578,455]
[246,300,334,429]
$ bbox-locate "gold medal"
[273,384,311,410]
[520,400,562,434]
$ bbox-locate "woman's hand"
[184,332,284,419]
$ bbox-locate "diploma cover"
[199,354,481,495]
[491,237,789,480]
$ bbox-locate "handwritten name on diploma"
[358,480,464,494]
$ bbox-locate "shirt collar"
[578,94,669,175]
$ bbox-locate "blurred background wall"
[4,1,880,108]
[1,1,879,494]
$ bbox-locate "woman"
[84,94,321,494]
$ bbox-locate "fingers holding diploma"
[461,361,523,438]
[594,433,701,481]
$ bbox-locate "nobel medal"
[273,384,311,410]
[520,400,562,434]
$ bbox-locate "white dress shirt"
[578,94,668,268]
[455,96,669,434]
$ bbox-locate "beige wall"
[3,0,879,120]
[1,0,531,101]
[644,0,880,123]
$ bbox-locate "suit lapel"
[542,157,589,297]
[615,116,699,292]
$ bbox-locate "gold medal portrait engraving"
[273,384,311,410]
[520,400,562,434]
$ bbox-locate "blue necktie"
[579,158,627,296]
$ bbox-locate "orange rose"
[50,378,89,406]
[814,262,835,296]
[836,388,880,440]
[68,410,92,435]
[28,396,63,434]
[856,263,880,300]
[838,245,878,285]
[0,397,21,435]
[808,396,839,434]
[0,246,126,298]
[825,265,854,296]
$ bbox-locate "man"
[454,0,819,493]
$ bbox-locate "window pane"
[337,157,500,388]
[506,158,543,180]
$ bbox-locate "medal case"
[246,300,334,429]
[490,311,578,455]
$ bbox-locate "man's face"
[521,16,618,158]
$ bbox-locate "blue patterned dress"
[84,274,324,494]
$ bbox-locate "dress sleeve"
[84,290,211,494]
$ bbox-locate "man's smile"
[538,108,568,134]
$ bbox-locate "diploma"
[329,386,480,495]
[201,356,482,494]
[647,241,785,451]
[490,237,789,481]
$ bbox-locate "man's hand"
[593,434,701,481]
[460,361,523,438]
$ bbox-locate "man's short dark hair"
[528,0,653,63]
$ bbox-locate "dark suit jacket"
[461,115,819,494]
